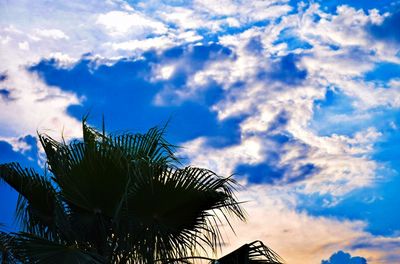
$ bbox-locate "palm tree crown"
[0,118,246,263]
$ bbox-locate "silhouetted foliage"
[0,118,246,263]
[213,240,284,264]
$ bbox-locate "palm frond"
[215,240,284,264]
[0,227,17,264]
[10,232,104,264]
[115,164,246,263]
[38,121,178,216]
[109,126,179,165]
[0,163,59,238]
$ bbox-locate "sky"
[0,0,400,263]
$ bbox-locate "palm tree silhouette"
[0,118,247,263]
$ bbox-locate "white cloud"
[96,10,168,36]
[150,0,292,32]
[153,65,175,80]
[34,29,69,40]
[179,136,266,175]
[158,7,212,31]
[18,41,29,50]
[193,0,292,24]
[0,136,32,153]
[107,36,174,51]
[0,68,82,141]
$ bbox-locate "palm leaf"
[215,240,284,264]
[38,120,178,216]
[0,226,17,264]
[115,164,246,263]
[10,232,104,264]
[0,163,59,238]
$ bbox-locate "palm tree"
[0,118,246,263]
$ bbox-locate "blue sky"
[1,0,400,263]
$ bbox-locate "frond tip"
[214,240,284,264]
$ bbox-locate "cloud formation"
[321,250,367,264]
